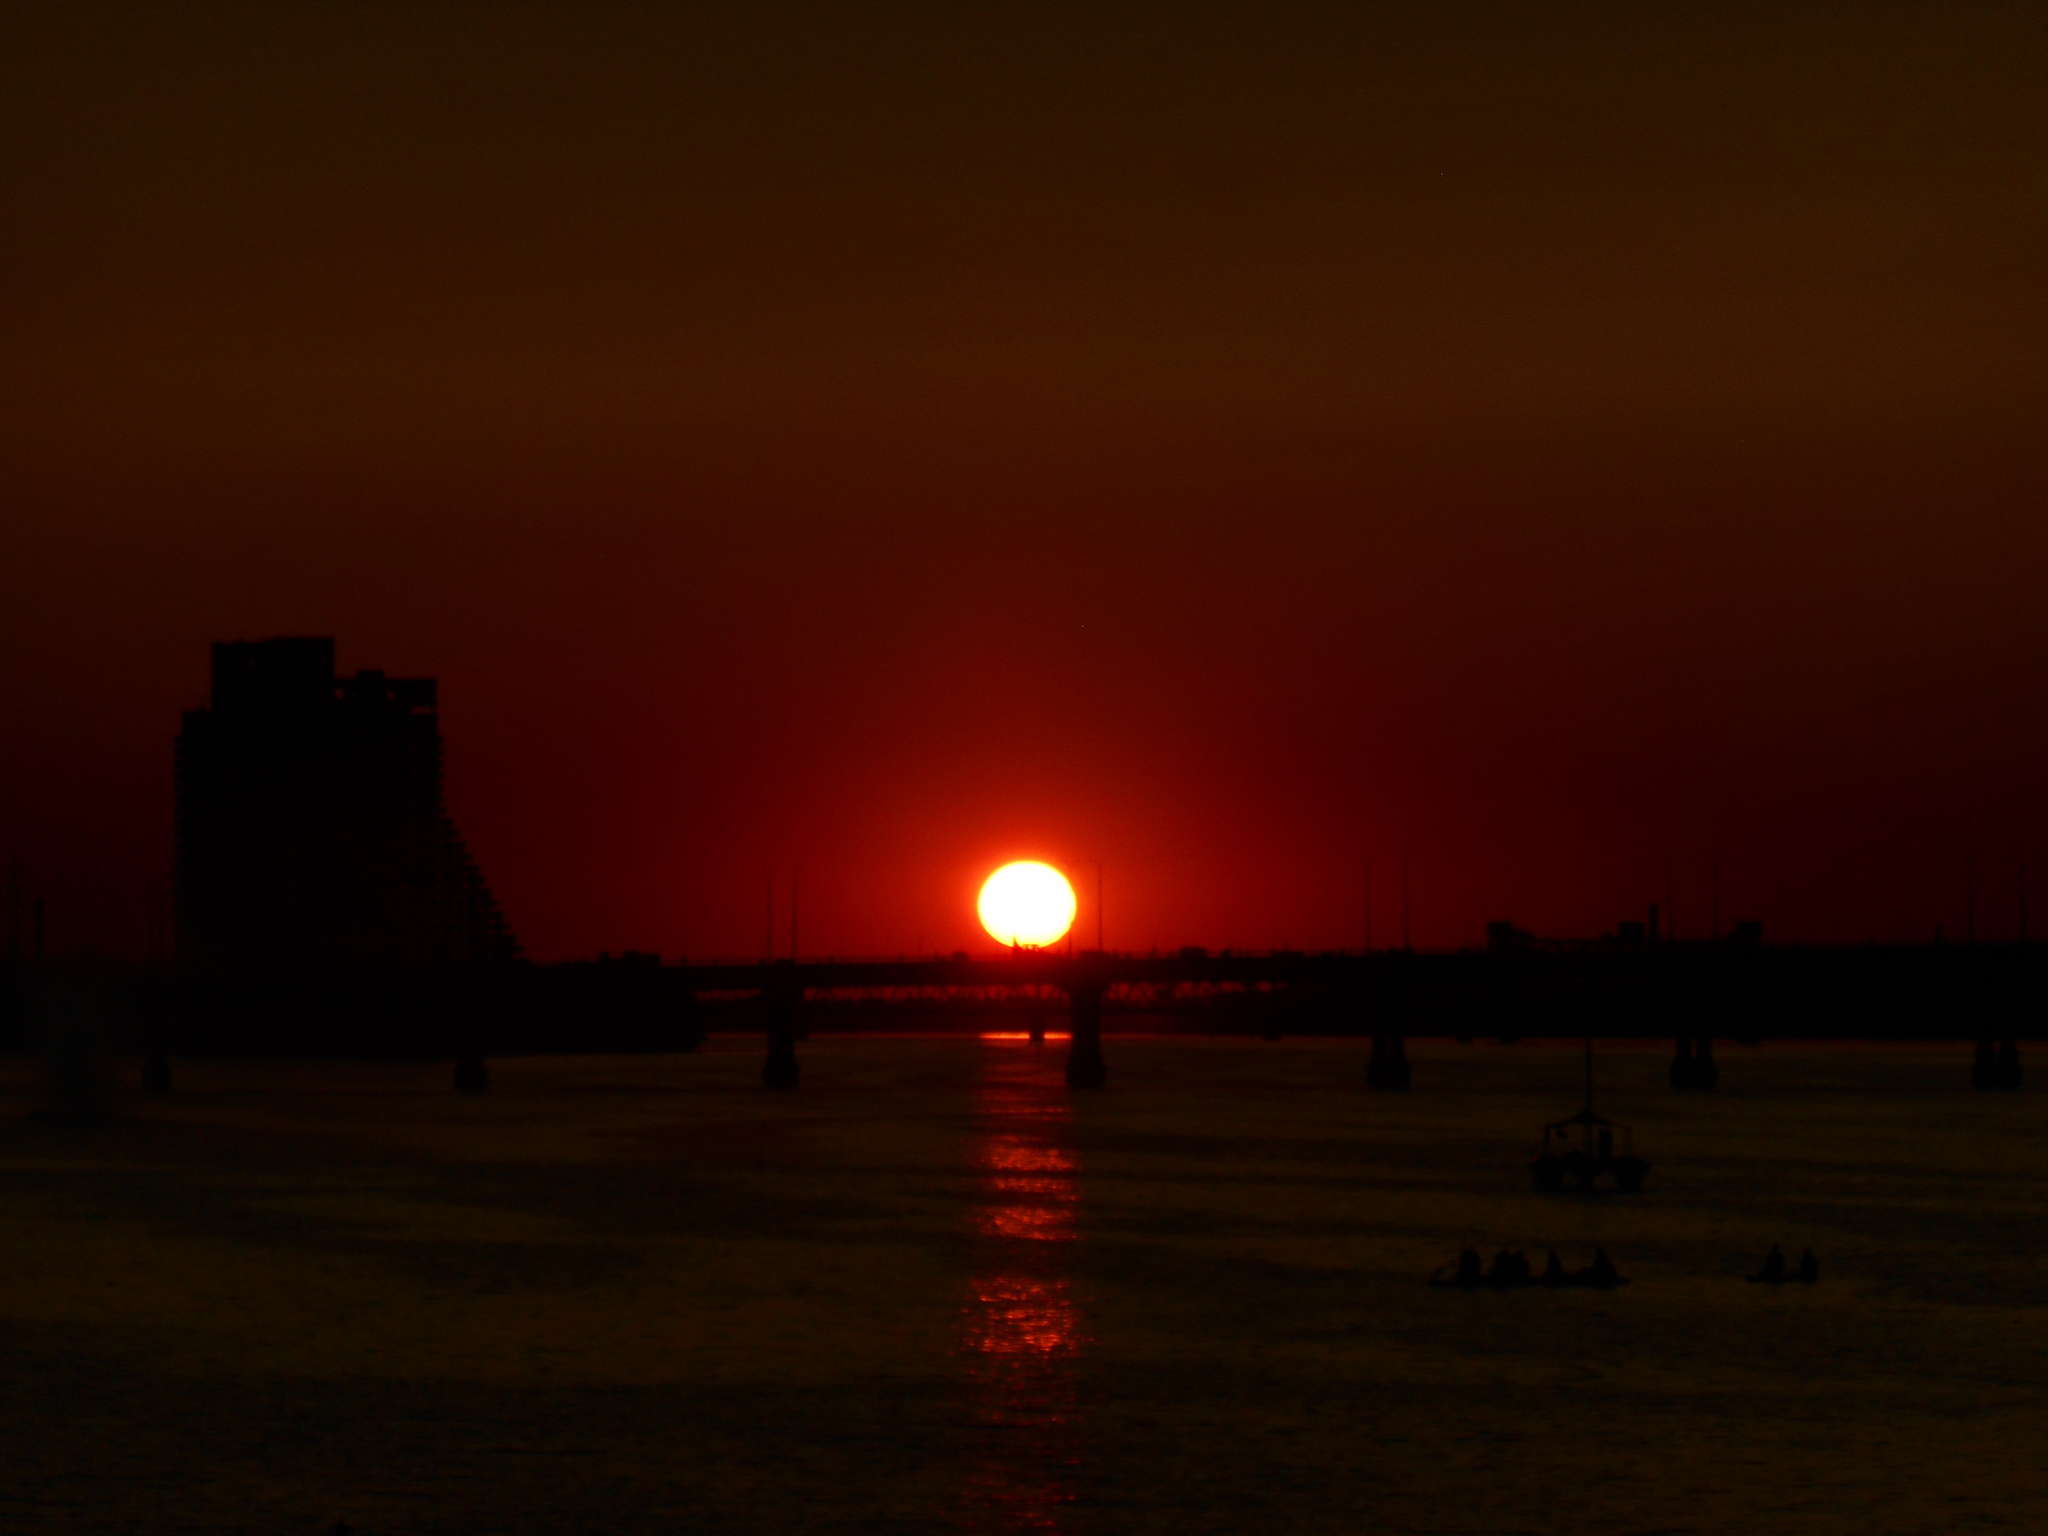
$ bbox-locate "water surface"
[0,1037,2040,1532]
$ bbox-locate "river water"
[0,1036,2041,1533]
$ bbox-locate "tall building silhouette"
[175,638,517,976]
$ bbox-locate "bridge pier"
[1671,1037,1718,1091]
[1366,1033,1410,1091]
[1065,978,1106,1089]
[763,968,801,1089]
[1972,1039,2021,1091]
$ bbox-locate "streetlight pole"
[1092,859,1104,952]
[1710,843,1720,942]
[2017,844,2028,945]
[1363,856,1373,954]
[1401,857,1412,951]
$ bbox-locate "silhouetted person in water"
[1796,1249,1819,1285]
[1749,1244,1787,1283]
[1488,1249,1519,1287]
[1597,1126,1613,1161]
[1542,1249,1566,1288]
[1456,1247,1483,1286]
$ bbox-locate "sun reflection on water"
[958,1042,1085,1532]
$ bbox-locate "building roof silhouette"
[175,638,517,976]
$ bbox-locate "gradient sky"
[4,3,2046,961]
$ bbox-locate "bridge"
[31,938,2038,1096]
[670,940,2048,1092]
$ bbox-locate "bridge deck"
[678,945,2047,1041]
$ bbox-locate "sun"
[977,861,1077,949]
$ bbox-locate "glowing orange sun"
[977,861,1077,948]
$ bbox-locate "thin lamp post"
[1401,857,1412,952]
[1060,857,1076,958]
[1363,857,1373,954]
[2017,844,2028,945]
[1085,858,1103,953]
[764,863,801,961]
[1710,843,1720,942]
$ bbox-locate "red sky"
[4,4,2046,961]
